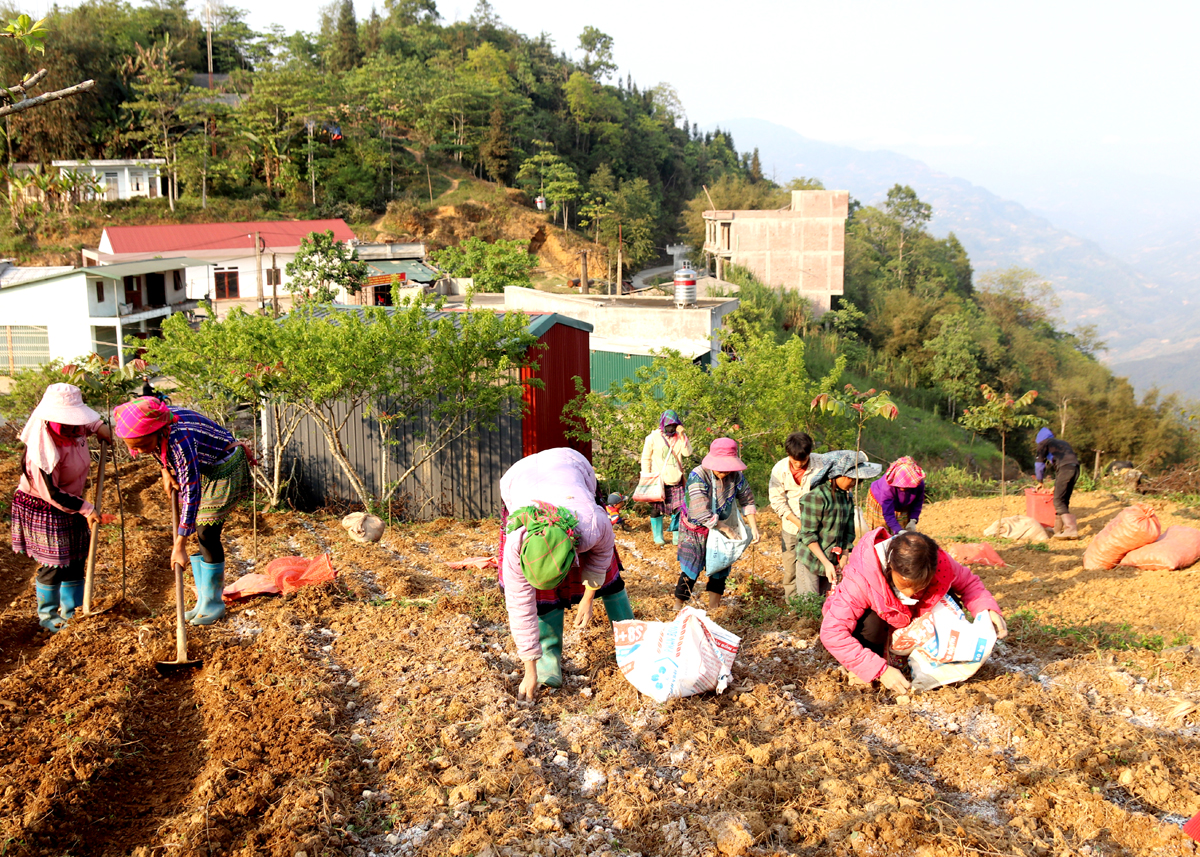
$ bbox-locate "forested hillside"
[0,0,755,272]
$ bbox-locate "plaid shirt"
[163,408,236,536]
[795,482,855,579]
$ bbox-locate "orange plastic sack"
[266,553,337,594]
[1121,526,1200,571]
[1083,504,1161,570]
[945,543,1007,567]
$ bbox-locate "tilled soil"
[1,451,1198,857]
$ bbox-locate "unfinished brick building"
[703,189,849,313]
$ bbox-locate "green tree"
[923,311,980,419]
[121,35,191,210]
[566,333,846,498]
[329,0,361,72]
[284,229,369,302]
[577,26,615,80]
[959,385,1040,517]
[883,184,932,288]
[515,145,581,228]
[479,103,510,184]
[431,236,536,293]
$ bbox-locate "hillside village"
[1,3,1199,857]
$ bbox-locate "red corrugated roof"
[102,219,356,254]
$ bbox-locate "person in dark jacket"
[1035,427,1080,539]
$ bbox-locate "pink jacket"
[500,448,614,660]
[820,527,1001,683]
[18,419,105,516]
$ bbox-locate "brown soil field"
[1,449,1199,857]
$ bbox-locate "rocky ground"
[0,449,1198,857]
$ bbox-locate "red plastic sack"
[945,543,1007,567]
[1121,526,1200,571]
[266,553,337,594]
[1083,504,1161,570]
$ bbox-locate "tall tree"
[577,26,616,80]
[884,184,932,288]
[329,0,361,72]
[479,103,510,184]
[122,35,191,210]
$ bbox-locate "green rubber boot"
[58,580,84,622]
[535,609,564,688]
[36,583,65,633]
[184,554,203,622]
[601,588,634,623]
[650,516,665,545]
[189,560,227,626]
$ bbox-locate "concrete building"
[703,189,849,313]
[52,159,167,201]
[0,258,207,373]
[83,220,357,312]
[501,286,739,391]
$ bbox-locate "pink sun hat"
[29,383,101,425]
[702,438,747,472]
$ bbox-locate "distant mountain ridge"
[715,118,1200,373]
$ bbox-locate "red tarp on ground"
[222,554,337,603]
[945,543,1007,567]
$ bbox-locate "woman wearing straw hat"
[498,447,635,702]
[112,397,250,626]
[675,438,761,611]
[11,383,112,632]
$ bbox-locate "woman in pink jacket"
[820,529,1008,693]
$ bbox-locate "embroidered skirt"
[11,490,89,568]
[862,491,908,535]
[197,447,250,527]
[650,481,686,519]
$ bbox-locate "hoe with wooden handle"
[81,440,107,615]
[156,490,201,675]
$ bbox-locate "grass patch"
[926,466,998,502]
[787,593,824,622]
[1024,542,1049,552]
[743,593,786,626]
[1008,607,1183,652]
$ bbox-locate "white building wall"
[186,253,298,302]
[0,275,93,362]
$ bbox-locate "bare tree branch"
[0,74,94,118]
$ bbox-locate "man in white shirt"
[767,432,828,600]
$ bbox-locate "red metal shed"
[521,312,593,461]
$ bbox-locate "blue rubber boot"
[36,583,65,633]
[650,516,665,545]
[184,554,203,622]
[601,589,634,623]
[58,580,84,622]
[189,560,227,626]
[535,609,564,688]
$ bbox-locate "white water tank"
[674,262,697,307]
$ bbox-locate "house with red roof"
[83,219,358,307]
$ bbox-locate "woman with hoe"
[639,410,692,545]
[11,384,112,632]
[498,448,635,702]
[113,397,250,625]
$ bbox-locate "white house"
[82,219,359,310]
[0,258,207,373]
[52,159,167,201]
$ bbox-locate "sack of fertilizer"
[613,607,740,702]
[891,594,997,692]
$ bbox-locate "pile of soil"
[1,449,1198,856]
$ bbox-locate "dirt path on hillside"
[0,447,1197,856]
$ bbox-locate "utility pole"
[271,252,279,318]
[580,250,589,295]
[307,120,316,205]
[254,231,264,312]
[202,0,213,209]
[615,222,623,297]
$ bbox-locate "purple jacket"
[869,477,925,533]
[820,527,1001,683]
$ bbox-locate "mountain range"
[716,118,1200,400]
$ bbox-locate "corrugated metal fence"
[271,398,523,521]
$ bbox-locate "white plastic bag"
[706,505,751,574]
[891,594,997,692]
[613,607,741,702]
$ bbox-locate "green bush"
[925,465,996,502]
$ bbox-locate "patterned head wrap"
[885,456,925,489]
[824,450,883,481]
[113,396,177,439]
[505,501,580,590]
[659,409,683,434]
